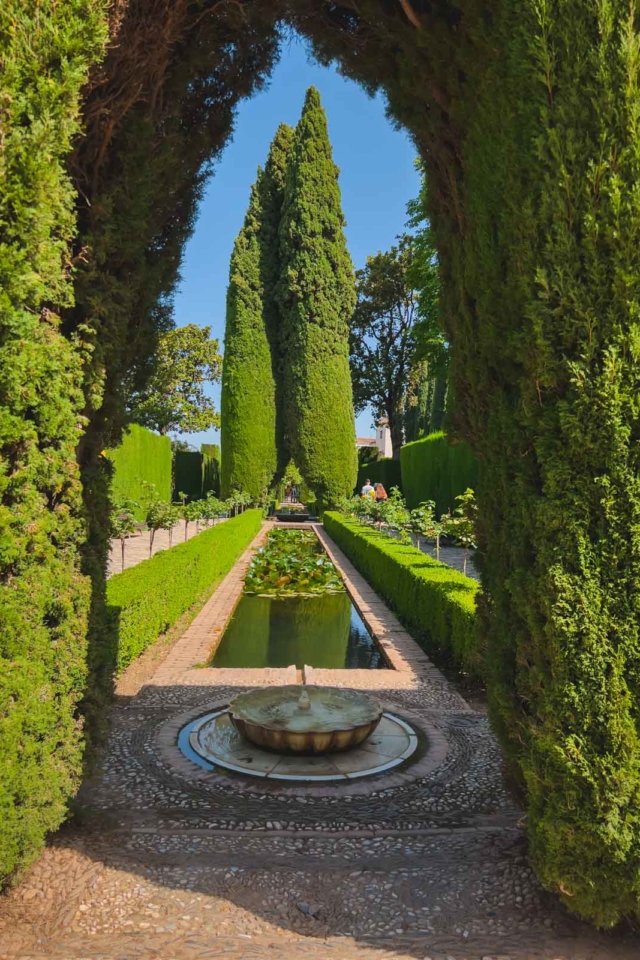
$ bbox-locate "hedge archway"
[4,0,640,926]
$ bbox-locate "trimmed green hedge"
[173,449,203,501]
[107,509,262,671]
[356,458,402,494]
[201,444,221,497]
[323,512,479,675]
[108,425,171,519]
[400,431,478,514]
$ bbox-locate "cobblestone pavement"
[108,518,228,578]
[1,532,637,959]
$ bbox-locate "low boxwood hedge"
[107,509,262,671]
[323,512,480,676]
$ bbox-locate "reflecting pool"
[209,592,384,669]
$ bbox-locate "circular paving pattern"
[179,709,419,782]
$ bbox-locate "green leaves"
[244,528,343,596]
[128,324,221,436]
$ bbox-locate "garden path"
[0,524,636,960]
[108,518,228,578]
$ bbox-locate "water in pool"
[209,592,384,669]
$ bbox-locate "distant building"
[355,418,392,459]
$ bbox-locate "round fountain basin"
[229,685,383,754]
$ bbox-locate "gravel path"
[1,532,636,960]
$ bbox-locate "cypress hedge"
[0,0,107,888]
[202,444,221,497]
[355,458,402,495]
[400,432,479,515]
[221,173,278,498]
[107,509,262,671]
[277,87,357,503]
[173,450,203,502]
[108,424,172,518]
[323,513,479,675]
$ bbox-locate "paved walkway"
[108,518,227,578]
[0,523,636,959]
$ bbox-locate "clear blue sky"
[173,34,420,448]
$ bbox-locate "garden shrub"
[356,458,402,495]
[400,432,478,514]
[323,513,479,676]
[107,509,262,671]
[108,424,172,519]
[173,449,203,502]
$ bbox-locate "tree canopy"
[128,324,221,435]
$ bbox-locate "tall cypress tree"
[259,123,295,474]
[278,86,357,503]
[220,171,277,498]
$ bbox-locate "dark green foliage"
[323,513,479,676]
[401,433,478,515]
[108,425,172,520]
[107,510,261,671]
[355,459,402,495]
[277,87,357,503]
[221,173,278,498]
[260,124,296,473]
[173,450,203,503]
[202,444,221,497]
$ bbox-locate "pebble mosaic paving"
[0,523,637,959]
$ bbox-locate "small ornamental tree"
[277,87,357,504]
[129,324,221,436]
[110,499,139,572]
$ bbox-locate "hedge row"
[400,431,478,514]
[355,458,402,495]
[323,513,479,675]
[173,449,204,501]
[107,510,262,671]
[108,425,172,519]
[201,444,221,497]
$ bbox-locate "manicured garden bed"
[323,512,480,677]
[107,509,262,671]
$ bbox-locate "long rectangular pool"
[209,591,385,669]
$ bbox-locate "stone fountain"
[181,684,418,782]
[228,685,383,755]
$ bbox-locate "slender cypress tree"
[220,172,277,498]
[259,123,295,473]
[277,86,357,503]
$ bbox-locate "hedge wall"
[323,513,479,675]
[400,432,478,514]
[108,425,171,519]
[201,444,221,497]
[356,458,402,495]
[173,449,203,502]
[107,509,262,671]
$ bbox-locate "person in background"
[361,478,374,497]
[375,482,388,502]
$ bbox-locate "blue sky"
[173,34,420,448]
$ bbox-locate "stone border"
[156,694,450,798]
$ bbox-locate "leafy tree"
[277,86,357,503]
[350,235,419,458]
[129,324,221,435]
